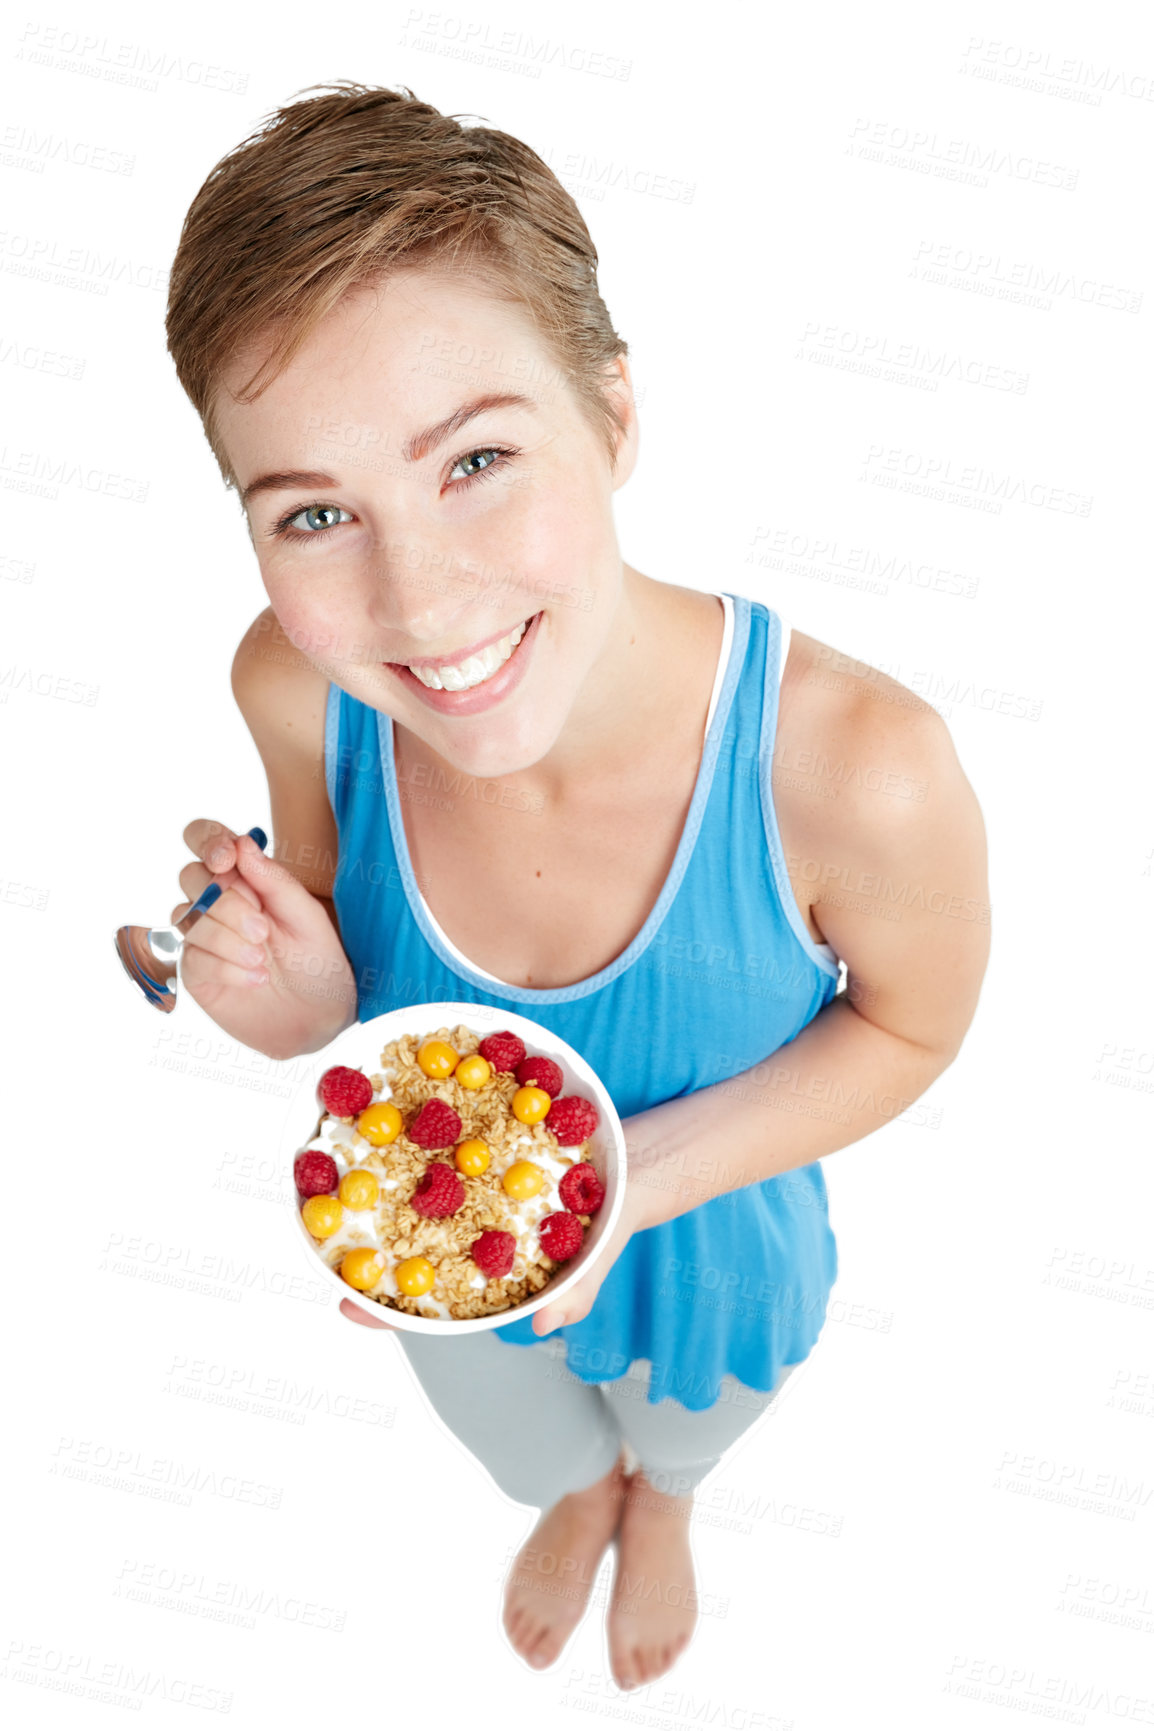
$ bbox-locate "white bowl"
[285,1001,627,1333]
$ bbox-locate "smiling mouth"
[399,614,539,692]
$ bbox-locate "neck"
[397,569,724,803]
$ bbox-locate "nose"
[365,548,486,662]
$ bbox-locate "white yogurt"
[298,1061,589,1319]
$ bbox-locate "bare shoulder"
[231,607,331,751]
[772,627,942,865]
[778,627,990,1058]
[231,607,339,899]
[780,627,948,780]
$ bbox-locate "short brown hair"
[165,80,630,490]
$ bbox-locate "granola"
[294,1023,604,1320]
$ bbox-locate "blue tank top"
[324,591,843,1411]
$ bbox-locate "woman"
[164,80,990,1689]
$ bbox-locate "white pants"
[395,1327,798,1509]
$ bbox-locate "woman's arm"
[231,607,347,948]
[532,690,990,1333]
[629,690,991,1228]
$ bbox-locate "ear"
[602,353,639,491]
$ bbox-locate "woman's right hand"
[339,1298,397,1331]
[173,818,358,1060]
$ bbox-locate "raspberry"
[407,1097,462,1149]
[538,1212,585,1262]
[294,1150,339,1197]
[471,1229,517,1280]
[558,1161,605,1216]
[478,1030,526,1073]
[318,1065,373,1117]
[545,1095,599,1146]
[516,1055,563,1096]
[410,1161,465,1218]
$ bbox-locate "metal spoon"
[113,826,268,1012]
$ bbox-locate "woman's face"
[213,270,636,781]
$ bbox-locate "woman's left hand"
[530,1169,654,1336]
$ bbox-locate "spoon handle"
[176,826,268,934]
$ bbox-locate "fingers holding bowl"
[339,1297,396,1331]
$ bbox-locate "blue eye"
[269,445,519,543]
[277,504,354,540]
[450,447,506,483]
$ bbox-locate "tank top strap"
[703,591,735,735]
[775,609,792,688]
[324,679,385,834]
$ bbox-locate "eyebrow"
[238,391,537,508]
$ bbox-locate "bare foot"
[502,1452,627,1670]
[607,1469,698,1689]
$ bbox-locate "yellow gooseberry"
[395,1255,436,1297]
[338,1168,380,1211]
[357,1101,402,1146]
[455,1138,491,1177]
[340,1248,386,1291]
[418,1039,457,1079]
[502,1160,545,1201]
[512,1086,551,1125]
[301,1195,343,1239]
[454,1053,492,1090]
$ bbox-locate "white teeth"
[408,617,531,692]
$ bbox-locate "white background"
[2,1,1152,1726]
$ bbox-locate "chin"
[431,705,565,783]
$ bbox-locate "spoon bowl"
[113,826,267,1012]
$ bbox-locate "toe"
[533,1634,562,1669]
[509,1611,539,1656]
[525,1629,553,1668]
[619,1645,643,1689]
